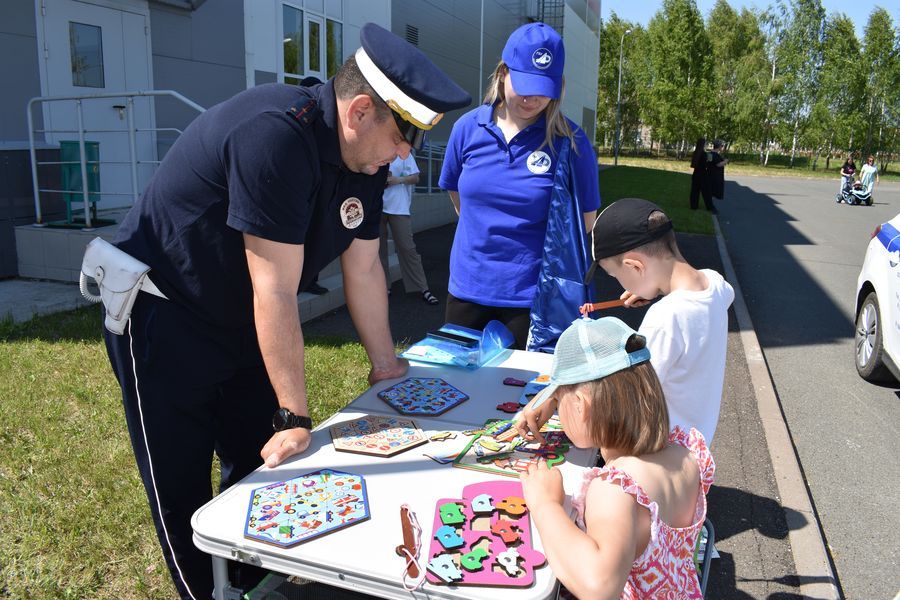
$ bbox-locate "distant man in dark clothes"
[709,140,728,200]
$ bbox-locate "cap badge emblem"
[527,150,552,174]
[532,48,552,69]
[339,197,364,229]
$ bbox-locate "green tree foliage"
[811,14,865,168]
[860,8,899,169]
[597,0,898,166]
[774,0,826,166]
[644,0,713,154]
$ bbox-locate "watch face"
[273,408,290,431]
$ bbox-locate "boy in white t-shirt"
[578,198,735,444]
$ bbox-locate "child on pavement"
[519,197,734,445]
[520,316,715,599]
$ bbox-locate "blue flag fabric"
[526,141,596,352]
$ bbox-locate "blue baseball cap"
[501,23,565,99]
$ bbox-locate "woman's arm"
[448,191,461,216]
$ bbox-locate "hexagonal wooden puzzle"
[329,415,427,457]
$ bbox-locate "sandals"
[422,290,439,305]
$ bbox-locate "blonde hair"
[483,61,576,153]
[557,361,669,456]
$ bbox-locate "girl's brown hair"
[482,61,575,154]
[557,361,669,456]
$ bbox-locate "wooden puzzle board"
[329,415,427,457]
[244,469,369,548]
[377,377,469,416]
[452,418,570,478]
[425,479,546,587]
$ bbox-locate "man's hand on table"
[368,356,409,386]
[262,428,312,468]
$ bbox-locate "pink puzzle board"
[452,418,570,478]
[244,469,369,548]
[377,377,469,416]
[329,415,427,457]
[425,479,546,587]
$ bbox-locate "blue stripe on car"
[877,222,900,253]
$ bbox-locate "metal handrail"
[27,90,205,228]
[415,141,447,194]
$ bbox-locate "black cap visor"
[392,109,426,150]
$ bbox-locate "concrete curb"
[713,217,841,599]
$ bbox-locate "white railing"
[27,90,205,229]
[415,140,447,194]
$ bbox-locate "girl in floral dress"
[519,317,715,598]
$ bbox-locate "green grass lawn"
[0,307,373,599]
[0,163,706,597]
[599,165,715,235]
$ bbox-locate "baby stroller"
[836,179,873,206]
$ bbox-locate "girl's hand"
[520,459,565,512]
[513,392,557,444]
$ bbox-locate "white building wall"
[561,3,599,140]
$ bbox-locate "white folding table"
[192,350,595,599]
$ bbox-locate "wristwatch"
[272,407,313,432]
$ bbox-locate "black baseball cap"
[583,198,674,284]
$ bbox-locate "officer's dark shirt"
[114,81,386,328]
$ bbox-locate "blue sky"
[600,0,899,39]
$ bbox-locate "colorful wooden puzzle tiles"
[377,377,469,416]
[425,480,546,587]
[329,415,427,457]
[452,418,570,478]
[244,469,369,548]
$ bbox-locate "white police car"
[856,214,900,384]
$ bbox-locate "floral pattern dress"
[571,427,715,599]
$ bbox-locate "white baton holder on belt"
[79,237,168,335]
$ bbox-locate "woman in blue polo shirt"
[439,23,600,349]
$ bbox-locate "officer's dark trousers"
[104,293,277,599]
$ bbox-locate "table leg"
[212,555,230,600]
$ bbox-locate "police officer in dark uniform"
[102,23,470,599]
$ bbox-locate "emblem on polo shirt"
[527,150,552,174]
[340,197,364,229]
[532,48,552,69]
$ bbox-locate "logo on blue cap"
[532,48,553,69]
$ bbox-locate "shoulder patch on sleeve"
[286,97,322,128]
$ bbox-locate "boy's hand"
[578,302,593,316]
[513,391,558,445]
[520,459,565,511]
[620,290,652,308]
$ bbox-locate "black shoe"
[306,282,328,295]
[422,290,439,305]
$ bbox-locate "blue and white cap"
[531,317,651,409]
[501,22,565,99]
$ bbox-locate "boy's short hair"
[584,198,678,282]
[556,362,669,455]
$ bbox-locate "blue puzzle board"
[244,469,370,548]
[377,377,469,416]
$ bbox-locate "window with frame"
[281,2,343,84]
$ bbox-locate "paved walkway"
[0,278,90,323]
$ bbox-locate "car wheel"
[866,197,873,206]
[855,292,895,383]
